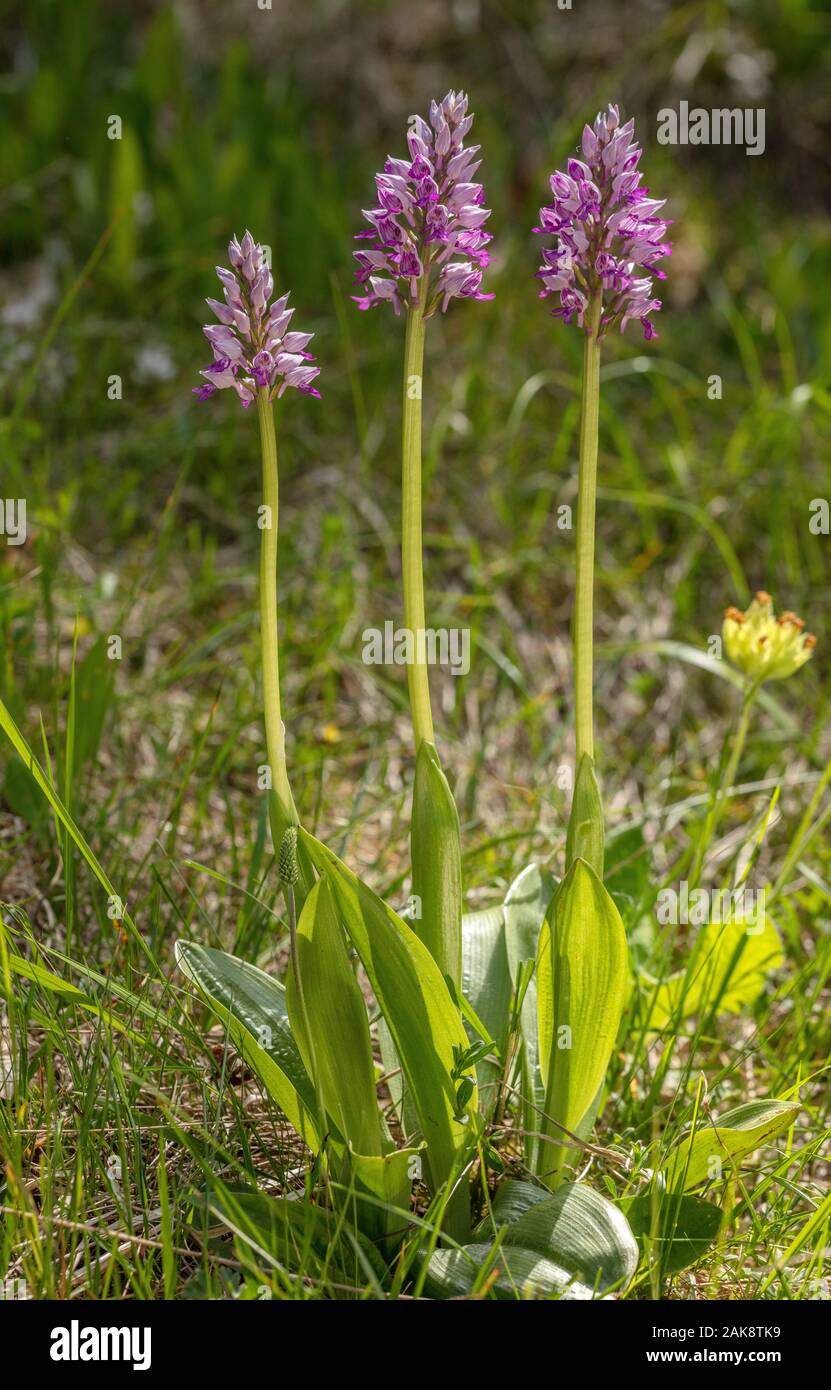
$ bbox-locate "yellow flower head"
[723,592,816,684]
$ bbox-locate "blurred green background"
[1,0,830,910]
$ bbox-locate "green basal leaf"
[411,741,463,986]
[423,1242,602,1300]
[621,1191,724,1273]
[536,859,629,1187]
[565,753,604,876]
[346,1145,422,1250]
[503,863,557,1168]
[661,1099,799,1192]
[462,905,510,1120]
[504,863,557,978]
[285,878,383,1158]
[536,914,553,1091]
[175,941,322,1152]
[298,830,477,1219]
[474,1178,549,1232]
[376,1016,416,1136]
[426,1179,637,1299]
[503,1183,638,1290]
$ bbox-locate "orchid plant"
[28,101,802,1295]
[157,99,814,1296]
[168,104,809,1296]
[510,105,674,1188]
[354,89,494,989]
[180,222,482,1245]
[192,231,320,894]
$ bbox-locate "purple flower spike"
[534,105,671,340]
[193,232,321,406]
[353,90,494,317]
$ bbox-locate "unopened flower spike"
[194,230,321,406]
[353,89,494,317]
[534,104,671,340]
[723,592,817,685]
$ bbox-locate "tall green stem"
[256,388,298,846]
[400,301,466,1231]
[402,304,463,996]
[401,305,434,749]
[573,291,603,763]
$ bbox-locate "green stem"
[402,304,463,999]
[256,389,298,843]
[573,291,603,764]
[689,681,759,888]
[401,305,435,749]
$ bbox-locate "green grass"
[1,0,830,1299]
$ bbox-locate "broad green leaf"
[661,1099,800,1192]
[376,1016,415,1136]
[503,1183,638,1291]
[621,1192,723,1273]
[474,1178,549,1233]
[298,830,477,1208]
[476,1179,637,1293]
[642,913,783,1030]
[504,863,556,979]
[411,741,463,987]
[537,859,629,1187]
[565,754,604,876]
[537,915,553,1091]
[175,941,321,1151]
[430,1178,639,1306]
[285,879,382,1157]
[462,906,510,1048]
[462,905,510,1118]
[503,863,556,1168]
[423,1243,603,1301]
[346,1146,421,1249]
